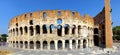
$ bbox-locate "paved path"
[0,44,118,55]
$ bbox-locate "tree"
[0,34,8,42]
[113,26,120,40]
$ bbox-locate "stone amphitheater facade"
[8,10,94,50]
[8,0,113,50]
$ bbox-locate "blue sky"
[0,0,120,34]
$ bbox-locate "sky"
[0,0,120,34]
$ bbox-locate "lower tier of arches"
[8,39,94,50]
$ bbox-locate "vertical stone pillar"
[34,42,36,50]
[69,27,72,35]
[47,25,50,34]
[40,26,43,35]
[75,27,78,37]
[69,40,72,50]
[80,39,83,48]
[28,27,30,37]
[41,41,43,50]
[62,27,64,36]
[34,26,36,36]
[28,42,30,49]
[62,40,65,50]
[48,42,50,50]
[55,40,58,50]
[23,42,25,49]
[76,40,78,49]
[86,39,88,48]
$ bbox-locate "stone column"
[69,40,72,50]
[34,26,36,36]
[80,39,83,48]
[28,42,30,49]
[34,42,36,50]
[62,27,64,36]
[28,26,30,37]
[48,42,50,50]
[41,41,43,50]
[55,40,58,50]
[75,27,78,37]
[86,39,88,48]
[76,40,78,49]
[23,42,25,49]
[69,27,72,35]
[62,40,65,50]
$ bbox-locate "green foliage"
[113,26,120,40]
[0,34,8,42]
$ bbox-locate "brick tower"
[105,0,113,48]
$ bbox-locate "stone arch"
[29,20,33,25]
[50,24,55,34]
[72,25,76,34]
[25,41,28,49]
[57,25,62,36]
[94,28,99,34]
[30,26,34,36]
[16,41,19,48]
[83,39,87,48]
[94,35,99,46]
[57,18,62,24]
[16,28,18,36]
[50,40,55,50]
[65,40,69,49]
[36,25,40,34]
[36,41,40,49]
[64,24,69,35]
[42,25,47,34]
[13,29,15,36]
[78,25,81,34]
[20,27,23,35]
[43,41,48,50]
[24,26,28,34]
[58,40,62,50]
[13,41,15,47]
[78,40,80,48]
[20,41,23,48]
[30,41,34,49]
[72,39,76,49]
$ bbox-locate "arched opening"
[64,24,69,35]
[94,28,99,34]
[50,24,55,34]
[78,40,80,48]
[83,39,87,48]
[50,41,55,50]
[30,41,34,49]
[43,12,46,18]
[57,18,62,24]
[43,41,48,50]
[24,26,28,34]
[57,25,62,36]
[36,25,40,34]
[13,41,15,47]
[58,40,62,50]
[42,25,47,34]
[20,27,23,35]
[58,11,61,16]
[72,25,76,34]
[13,29,15,36]
[29,20,33,25]
[72,40,76,49]
[20,41,23,48]
[65,40,69,49]
[36,41,40,49]
[25,41,28,49]
[16,28,18,36]
[30,26,34,36]
[16,41,18,48]
[94,35,99,46]
[78,25,81,34]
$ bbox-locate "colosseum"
[7,0,113,50]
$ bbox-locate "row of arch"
[9,24,93,36]
[10,39,91,50]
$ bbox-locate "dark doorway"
[94,35,99,46]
